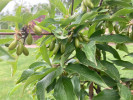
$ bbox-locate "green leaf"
[88,23,97,37]
[80,11,98,23]
[69,0,82,14]
[111,8,133,18]
[90,29,105,38]
[0,46,14,61]
[111,60,133,70]
[23,68,56,93]
[66,64,107,87]
[71,76,80,99]
[54,77,75,100]
[92,89,120,100]
[48,0,56,18]
[15,6,22,16]
[8,59,18,76]
[92,0,100,7]
[16,69,34,84]
[39,18,60,27]
[32,10,48,20]
[124,52,133,58]
[90,34,133,43]
[106,1,132,7]
[9,84,22,96]
[117,83,132,100]
[116,43,129,53]
[93,14,110,22]
[0,16,22,23]
[39,26,51,33]
[81,41,97,65]
[0,0,11,12]
[0,38,14,44]
[109,16,128,23]
[40,44,51,66]
[46,79,56,93]
[61,42,75,66]
[29,62,50,69]
[61,15,76,28]
[50,0,67,15]
[76,49,105,71]
[80,89,88,100]
[72,12,84,24]
[101,61,120,81]
[102,75,117,87]
[0,29,14,32]
[96,44,121,60]
[36,67,63,100]
[53,28,68,39]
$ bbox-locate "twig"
[71,0,74,15]
[0,32,53,35]
[98,0,103,7]
[89,82,94,100]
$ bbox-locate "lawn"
[0,45,133,100]
[0,48,36,100]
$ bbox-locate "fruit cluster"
[48,33,90,55]
[49,40,66,54]
[8,39,29,56]
[81,0,94,12]
[8,25,42,56]
[74,34,90,48]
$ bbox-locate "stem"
[71,0,74,15]
[89,82,94,100]
[98,0,103,7]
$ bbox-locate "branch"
[71,0,74,15]
[0,32,53,35]
[98,0,103,7]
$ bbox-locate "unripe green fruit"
[68,34,73,43]
[75,38,80,48]
[53,43,60,54]
[49,40,55,51]
[23,46,29,56]
[26,33,33,45]
[34,25,42,35]
[96,21,103,30]
[61,44,66,54]
[84,0,94,9]
[114,25,119,34]
[78,36,83,42]
[8,40,18,50]
[16,42,23,56]
[81,35,90,42]
[81,2,87,12]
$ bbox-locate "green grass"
[0,48,36,100]
[0,45,133,100]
